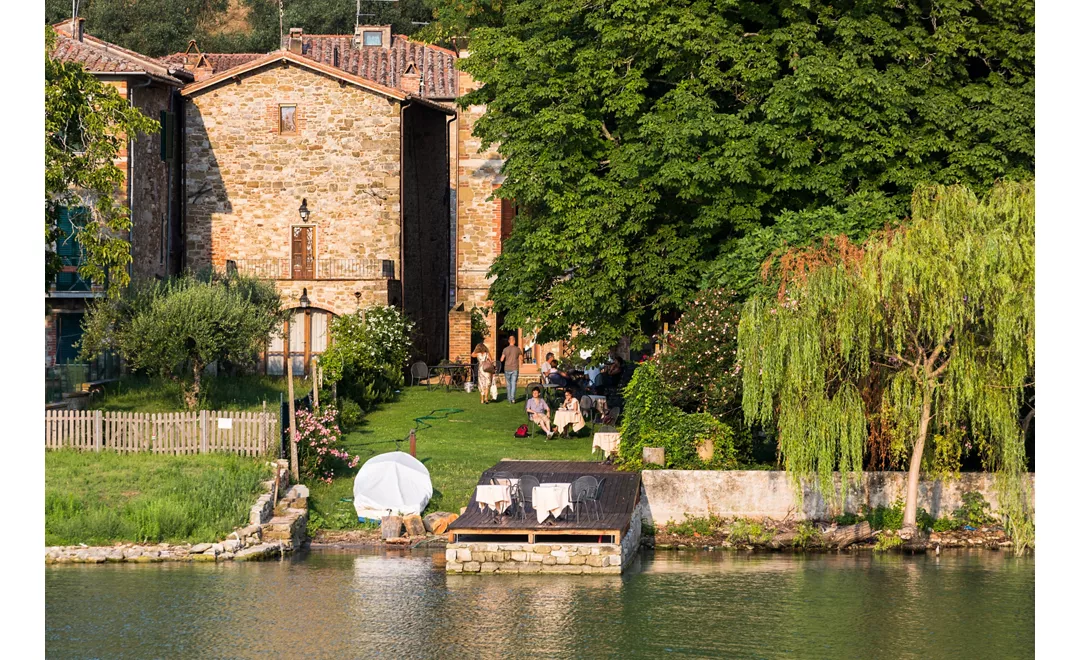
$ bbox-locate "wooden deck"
[447,461,640,544]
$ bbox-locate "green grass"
[91,375,312,413]
[45,450,271,546]
[308,386,598,531]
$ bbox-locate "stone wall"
[454,63,503,351]
[639,471,1037,525]
[445,541,623,575]
[445,503,643,575]
[184,62,402,314]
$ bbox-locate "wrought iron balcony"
[224,258,395,281]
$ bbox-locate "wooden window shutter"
[500,198,516,241]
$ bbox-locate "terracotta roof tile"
[49,24,190,85]
[170,33,458,99]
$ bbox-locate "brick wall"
[454,66,504,329]
[45,312,57,369]
[184,62,402,315]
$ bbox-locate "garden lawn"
[45,450,271,546]
[91,375,312,413]
[307,386,597,531]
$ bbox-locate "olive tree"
[738,182,1034,549]
[81,273,284,408]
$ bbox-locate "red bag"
[514,424,529,438]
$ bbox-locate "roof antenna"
[278,0,284,50]
[71,0,80,32]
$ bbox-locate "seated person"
[598,356,624,395]
[525,386,554,439]
[539,352,556,383]
[553,389,586,437]
[546,358,570,387]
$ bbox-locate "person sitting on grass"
[553,388,586,437]
[525,386,554,439]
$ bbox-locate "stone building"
[169,27,542,373]
[46,20,189,372]
[178,35,453,372]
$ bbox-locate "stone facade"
[184,61,403,318]
[129,82,173,282]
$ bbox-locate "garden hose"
[411,408,464,431]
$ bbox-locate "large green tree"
[738,181,1034,549]
[450,0,1034,350]
[45,26,158,294]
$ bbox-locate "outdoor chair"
[514,475,540,520]
[410,361,431,389]
[583,478,605,521]
[569,476,598,522]
[580,395,596,431]
[490,470,516,485]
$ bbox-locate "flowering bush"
[656,288,741,419]
[320,305,414,409]
[295,404,359,484]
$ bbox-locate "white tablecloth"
[532,483,573,523]
[592,432,621,457]
[475,484,512,514]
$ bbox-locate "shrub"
[953,491,996,527]
[667,515,722,537]
[616,362,737,470]
[861,499,935,532]
[295,405,359,484]
[932,515,961,532]
[793,521,821,548]
[337,397,365,432]
[874,533,903,552]
[727,519,775,545]
[320,305,414,410]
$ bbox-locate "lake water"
[46,549,1033,659]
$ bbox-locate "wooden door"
[291,226,314,279]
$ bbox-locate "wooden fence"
[44,410,278,456]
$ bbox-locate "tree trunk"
[829,521,875,549]
[902,380,934,532]
[185,360,202,410]
[287,354,299,482]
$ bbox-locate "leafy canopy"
[451,0,1034,350]
[738,181,1034,549]
[45,26,159,294]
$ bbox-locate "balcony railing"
[225,258,395,281]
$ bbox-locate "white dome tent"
[352,452,433,521]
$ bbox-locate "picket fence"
[44,410,278,456]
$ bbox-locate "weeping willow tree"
[739,181,1034,548]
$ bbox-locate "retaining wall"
[639,471,1035,525]
[445,503,643,575]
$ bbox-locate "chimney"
[354,25,391,49]
[73,17,86,42]
[400,62,421,95]
[288,27,303,55]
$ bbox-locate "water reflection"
[46,549,1033,659]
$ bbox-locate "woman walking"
[472,342,496,404]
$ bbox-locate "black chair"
[514,475,541,520]
[410,361,430,389]
[489,470,515,485]
[583,478,605,521]
[569,476,598,522]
